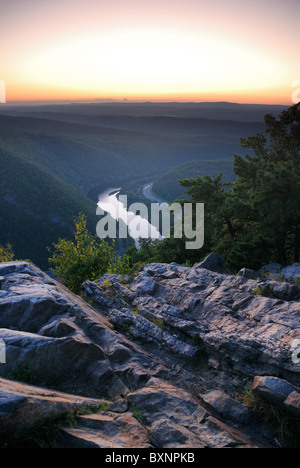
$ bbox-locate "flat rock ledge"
[0,260,299,448]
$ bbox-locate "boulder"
[259,263,283,275]
[281,263,300,281]
[200,390,254,425]
[194,253,228,274]
[252,376,299,408]
[259,262,300,283]
[238,268,260,280]
[108,399,128,413]
[284,392,300,418]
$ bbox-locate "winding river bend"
[97,187,162,249]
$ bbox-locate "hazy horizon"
[0,98,291,107]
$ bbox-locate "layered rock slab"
[0,377,104,438]
[90,262,300,385]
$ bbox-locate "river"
[97,187,162,249]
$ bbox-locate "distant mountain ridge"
[1,100,287,121]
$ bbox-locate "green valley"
[0,102,287,270]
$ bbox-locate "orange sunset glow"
[1,0,299,104]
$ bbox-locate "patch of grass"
[253,285,276,299]
[101,279,113,288]
[132,307,141,316]
[129,262,146,278]
[152,318,165,328]
[238,390,300,444]
[118,275,133,285]
[81,293,98,309]
[131,406,145,424]
[119,294,131,304]
[0,243,15,262]
[191,334,202,346]
[5,366,36,385]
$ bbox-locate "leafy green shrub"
[0,243,14,262]
[253,285,276,299]
[48,212,129,293]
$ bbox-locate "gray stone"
[0,378,104,437]
[200,390,254,424]
[127,377,207,427]
[143,264,169,277]
[127,378,254,448]
[108,307,198,359]
[270,281,300,301]
[238,268,260,280]
[61,411,151,448]
[135,276,157,295]
[108,399,128,413]
[252,376,299,407]
[194,253,228,274]
[284,391,300,418]
[281,263,300,281]
[150,419,206,448]
[82,280,114,308]
[259,263,283,275]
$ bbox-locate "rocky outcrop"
[83,261,300,385]
[0,260,299,448]
[0,262,165,400]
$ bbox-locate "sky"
[0,0,299,104]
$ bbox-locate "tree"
[49,212,129,293]
[240,103,300,169]
[230,103,300,266]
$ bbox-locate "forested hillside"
[152,159,235,202]
[0,114,257,194]
[0,138,97,268]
